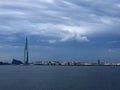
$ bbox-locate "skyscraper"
[24,37,29,65]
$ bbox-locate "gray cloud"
[0,0,120,43]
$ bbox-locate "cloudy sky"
[0,0,120,62]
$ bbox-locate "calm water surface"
[0,66,120,90]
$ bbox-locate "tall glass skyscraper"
[24,37,29,65]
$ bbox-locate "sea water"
[0,66,120,90]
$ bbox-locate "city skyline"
[0,0,120,62]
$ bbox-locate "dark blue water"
[0,66,120,90]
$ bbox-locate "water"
[0,66,120,90]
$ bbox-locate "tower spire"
[24,37,29,65]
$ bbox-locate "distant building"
[12,59,23,65]
[0,62,3,65]
[98,60,101,65]
[0,61,10,65]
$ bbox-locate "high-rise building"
[24,37,29,65]
[98,60,100,65]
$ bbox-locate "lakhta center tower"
[24,37,29,65]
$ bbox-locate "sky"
[0,0,120,62]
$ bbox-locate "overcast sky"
[0,0,120,62]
